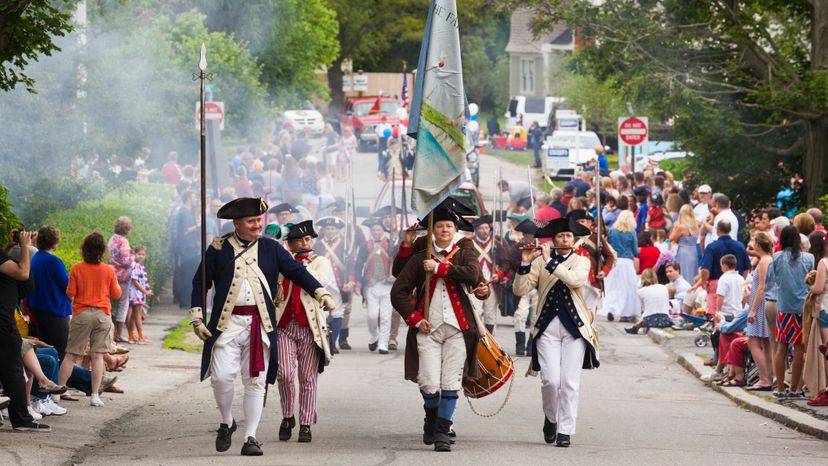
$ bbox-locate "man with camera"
[1,229,51,431]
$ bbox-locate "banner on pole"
[408,0,466,215]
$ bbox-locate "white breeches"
[416,323,466,394]
[471,285,498,327]
[514,289,538,331]
[210,315,269,439]
[365,282,393,350]
[536,316,586,436]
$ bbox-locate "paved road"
[72,147,827,465]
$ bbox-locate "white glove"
[314,288,336,311]
[192,320,213,341]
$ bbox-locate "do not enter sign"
[196,101,225,130]
[618,116,648,146]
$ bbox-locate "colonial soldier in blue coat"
[189,197,335,456]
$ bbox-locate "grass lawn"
[163,317,204,353]
[486,148,535,167]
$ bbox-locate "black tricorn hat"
[268,202,298,214]
[362,217,385,228]
[417,199,474,232]
[285,220,317,240]
[566,209,593,223]
[472,214,493,229]
[536,217,590,239]
[217,197,268,220]
[515,218,541,236]
[316,216,346,229]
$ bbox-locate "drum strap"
[465,354,515,418]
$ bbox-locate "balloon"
[396,107,409,120]
[383,128,392,138]
[392,126,399,138]
[468,103,479,116]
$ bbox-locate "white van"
[542,130,602,180]
[504,96,563,131]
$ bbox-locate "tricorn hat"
[268,202,298,214]
[217,197,268,220]
[535,217,591,239]
[417,199,474,232]
[316,216,346,229]
[284,220,318,240]
[362,217,385,228]
[566,209,593,223]
[515,218,541,236]
[472,214,493,229]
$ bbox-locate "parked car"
[340,96,401,148]
[541,130,603,180]
[281,101,325,136]
[372,178,487,218]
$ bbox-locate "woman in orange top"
[57,233,121,408]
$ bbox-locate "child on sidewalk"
[127,245,152,344]
[700,254,747,383]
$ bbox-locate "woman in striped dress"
[746,232,773,390]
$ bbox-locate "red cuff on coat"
[435,261,450,278]
[398,243,413,257]
[406,311,424,328]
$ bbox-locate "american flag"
[401,61,408,108]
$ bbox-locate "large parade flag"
[407,0,466,214]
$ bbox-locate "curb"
[648,328,828,441]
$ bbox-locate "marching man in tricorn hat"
[513,217,600,448]
[275,220,335,444]
[390,200,488,452]
[190,197,336,457]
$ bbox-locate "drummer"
[390,201,488,452]
[513,217,600,448]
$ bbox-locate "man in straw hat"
[390,200,488,452]
[513,217,600,448]
[190,197,336,456]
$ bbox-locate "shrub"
[0,183,21,242]
[46,182,175,299]
[13,177,108,227]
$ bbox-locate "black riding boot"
[515,332,526,356]
[434,417,453,452]
[422,406,438,445]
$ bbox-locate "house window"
[520,58,535,94]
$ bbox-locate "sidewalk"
[647,327,828,441]
[0,301,201,466]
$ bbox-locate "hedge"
[45,182,175,299]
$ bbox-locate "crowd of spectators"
[0,216,154,432]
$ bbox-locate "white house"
[505,8,574,98]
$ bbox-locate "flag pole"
[423,211,434,320]
[527,165,536,218]
[194,43,211,322]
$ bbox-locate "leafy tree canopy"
[0,0,75,92]
[508,0,828,208]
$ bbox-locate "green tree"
[190,0,339,106]
[511,0,828,207]
[327,0,510,116]
[0,0,74,92]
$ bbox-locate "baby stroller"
[675,312,715,348]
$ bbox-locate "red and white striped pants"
[277,320,320,426]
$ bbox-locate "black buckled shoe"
[368,342,378,351]
[433,418,453,452]
[279,416,295,441]
[556,433,571,447]
[241,436,263,456]
[422,407,438,445]
[298,425,312,443]
[543,417,557,444]
[216,419,237,452]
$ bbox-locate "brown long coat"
[390,242,482,383]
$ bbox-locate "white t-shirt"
[704,209,739,246]
[716,270,745,315]
[638,284,670,318]
[694,202,710,225]
[671,276,692,296]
